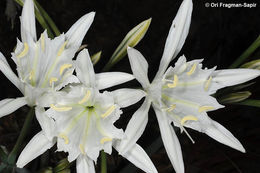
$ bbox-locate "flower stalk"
[101,150,107,173]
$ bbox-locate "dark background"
[0,0,260,172]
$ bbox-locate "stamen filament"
[79,144,85,154]
[167,104,176,112]
[57,41,68,56]
[204,76,212,91]
[40,33,45,51]
[78,90,91,104]
[17,43,29,58]
[187,63,197,75]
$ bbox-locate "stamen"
[29,70,34,80]
[101,105,116,118]
[17,43,29,58]
[204,76,212,91]
[50,104,72,111]
[40,33,45,51]
[59,64,72,75]
[198,106,214,112]
[78,90,91,104]
[100,137,112,144]
[59,133,69,144]
[186,63,197,75]
[180,115,198,125]
[167,104,176,112]
[79,144,85,154]
[182,127,195,144]
[57,41,68,56]
[167,75,178,88]
[49,77,58,86]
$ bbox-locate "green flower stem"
[7,107,35,164]
[100,150,107,173]
[14,0,55,38]
[229,35,260,68]
[235,99,260,108]
[33,0,61,36]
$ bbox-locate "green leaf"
[235,99,260,108]
[103,18,151,71]
[241,59,260,70]
[91,51,102,65]
[53,159,70,173]
[219,91,251,104]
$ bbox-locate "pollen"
[57,41,68,56]
[198,106,215,112]
[167,104,176,112]
[50,104,72,111]
[167,75,178,88]
[187,63,197,75]
[204,76,212,91]
[78,90,91,104]
[17,43,29,58]
[100,137,112,144]
[79,144,85,154]
[40,33,45,51]
[59,64,72,75]
[101,105,116,118]
[59,133,69,144]
[49,77,58,86]
[181,115,198,125]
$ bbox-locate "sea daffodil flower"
[118,0,260,172]
[17,49,157,173]
[0,0,94,118]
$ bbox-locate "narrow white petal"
[205,120,245,153]
[112,88,146,108]
[153,104,184,173]
[155,0,193,79]
[95,72,134,90]
[127,47,150,88]
[65,12,95,49]
[0,97,27,118]
[0,53,23,92]
[76,155,95,173]
[35,107,55,141]
[119,99,151,154]
[209,69,260,94]
[21,0,36,42]
[75,49,95,87]
[114,143,158,173]
[16,131,55,168]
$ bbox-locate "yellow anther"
[40,33,45,51]
[204,76,212,91]
[59,64,72,75]
[167,75,178,88]
[198,106,215,113]
[187,63,197,75]
[167,104,176,112]
[17,43,29,58]
[50,104,72,111]
[57,41,68,56]
[101,105,116,118]
[59,133,69,144]
[100,137,112,144]
[29,70,34,80]
[180,115,198,125]
[49,77,58,86]
[78,90,91,104]
[79,144,85,154]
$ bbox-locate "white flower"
[119,0,260,173]
[17,49,157,173]
[0,0,95,118]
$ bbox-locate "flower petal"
[75,49,95,87]
[112,88,146,108]
[16,131,55,168]
[204,120,245,153]
[119,99,151,154]
[35,107,55,141]
[153,104,184,173]
[0,97,27,118]
[127,47,150,88]
[76,155,95,173]
[155,0,193,79]
[114,143,158,173]
[95,72,134,90]
[20,0,36,42]
[209,69,260,94]
[0,52,23,92]
[65,12,95,50]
